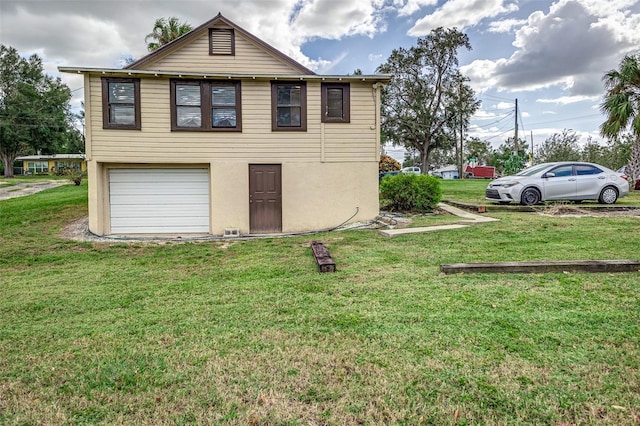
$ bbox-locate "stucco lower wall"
[86,160,102,235]
[210,161,379,235]
[89,160,379,236]
[281,161,379,233]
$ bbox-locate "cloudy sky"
[2,0,639,160]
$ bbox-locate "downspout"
[372,83,384,161]
[321,122,325,163]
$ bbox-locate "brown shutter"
[209,29,235,55]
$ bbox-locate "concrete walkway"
[0,180,69,201]
[379,203,499,237]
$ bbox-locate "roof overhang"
[17,154,86,161]
[58,67,392,83]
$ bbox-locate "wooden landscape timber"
[440,259,640,275]
[310,241,336,273]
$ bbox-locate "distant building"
[16,154,86,175]
[433,165,459,179]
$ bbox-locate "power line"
[525,113,602,126]
[472,111,514,129]
[480,93,514,102]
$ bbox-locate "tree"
[600,54,640,188]
[489,137,529,175]
[377,27,478,174]
[534,129,581,163]
[0,45,77,177]
[464,137,492,165]
[602,134,633,170]
[447,73,481,178]
[145,17,193,52]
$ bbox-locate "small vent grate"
[210,29,234,55]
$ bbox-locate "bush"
[379,173,442,213]
[379,154,401,172]
[63,168,86,186]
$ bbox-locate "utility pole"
[530,131,534,164]
[514,98,519,153]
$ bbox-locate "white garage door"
[109,168,210,234]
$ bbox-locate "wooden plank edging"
[440,260,640,275]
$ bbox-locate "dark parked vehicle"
[379,170,400,181]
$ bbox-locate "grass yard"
[1,180,640,424]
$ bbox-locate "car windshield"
[516,163,554,177]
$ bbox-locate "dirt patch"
[58,217,210,244]
[539,205,640,217]
[59,217,97,242]
[59,214,397,244]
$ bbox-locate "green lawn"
[1,181,640,424]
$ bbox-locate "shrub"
[379,154,401,172]
[379,173,442,213]
[63,168,86,186]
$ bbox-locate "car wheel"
[520,188,541,206]
[598,186,618,204]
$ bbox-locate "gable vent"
[210,29,235,56]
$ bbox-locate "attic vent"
[210,28,235,56]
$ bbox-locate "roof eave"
[58,67,392,82]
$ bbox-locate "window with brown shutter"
[209,28,235,55]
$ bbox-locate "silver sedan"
[486,162,630,205]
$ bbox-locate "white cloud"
[0,0,389,76]
[291,0,387,40]
[461,0,640,95]
[461,59,504,92]
[314,51,349,74]
[407,0,518,35]
[487,18,527,33]
[537,95,600,105]
[394,0,438,17]
[473,110,500,120]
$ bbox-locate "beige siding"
[138,32,301,75]
[89,77,379,164]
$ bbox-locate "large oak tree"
[377,27,479,174]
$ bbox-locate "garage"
[109,168,210,234]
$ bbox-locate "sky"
[1,0,640,163]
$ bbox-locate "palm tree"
[601,54,640,189]
[145,17,193,52]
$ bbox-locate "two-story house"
[60,14,390,236]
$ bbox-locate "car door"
[542,164,576,200]
[574,164,605,199]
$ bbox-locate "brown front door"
[249,164,282,233]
